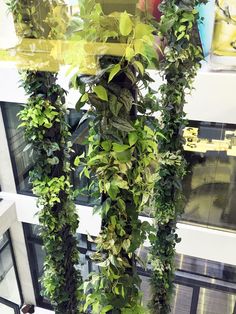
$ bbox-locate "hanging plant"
[149,0,207,313]
[9,1,83,313]
[69,1,161,313]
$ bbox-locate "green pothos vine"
[149,1,207,313]
[8,0,207,313]
[70,1,160,313]
[9,1,83,313]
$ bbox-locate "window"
[0,231,22,308]
[23,223,98,309]
[23,223,236,312]
[3,101,236,231]
[1,102,97,206]
[183,120,236,231]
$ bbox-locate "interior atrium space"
[1,0,236,314]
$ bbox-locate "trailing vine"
[9,1,83,313]
[7,0,207,313]
[149,0,207,313]
[70,1,160,313]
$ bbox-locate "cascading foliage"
[70,1,161,313]
[9,1,83,313]
[8,0,207,312]
[149,0,207,313]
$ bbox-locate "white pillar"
[0,0,19,49]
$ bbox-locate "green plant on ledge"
[70,0,161,313]
[149,0,207,313]
[9,1,83,313]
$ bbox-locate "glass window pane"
[182,120,236,231]
[197,288,236,314]
[140,275,151,306]
[171,284,193,314]
[34,243,45,277]
[0,233,8,250]
[1,102,33,193]
[0,245,21,305]
[175,254,236,284]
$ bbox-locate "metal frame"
[0,296,20,314]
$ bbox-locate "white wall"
[1,63,236,124]
[185,67,236,124]
[177,222,236,266]
[0,198,35,305]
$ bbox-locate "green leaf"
[74,153,84,167]
[102,198,111,215]
[160,17,176,33]
[119,88,133,111]
[93,85,108,101]
[81,92,89,102]
[119,11,133,36]
[97,259,110,268]
[75,93,88,111]
[133,61,144,75]
[117,198,126,211]
[177,32,185,41]
[135,23,154,40]
[125,47,135,61]
[156,131,167,140]
[122,239,131,251]
[108,184,119,200]
[109,94,122,117]
[108,64,121,82]
[124,67,136,84]
[47,157,59,165]
[101,305,113,314]
[128,132,138,146]
[115,150,131,163]
[84,167,90,178]
[111,117,135,132]
[87,154,107,166]
[112,175,129,189]
[134,39,144,56]
[74,156,80,167]
[110,215,117,227]
[101,140,112,151]
[113,143,130,152]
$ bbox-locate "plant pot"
[96,0,138,15]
